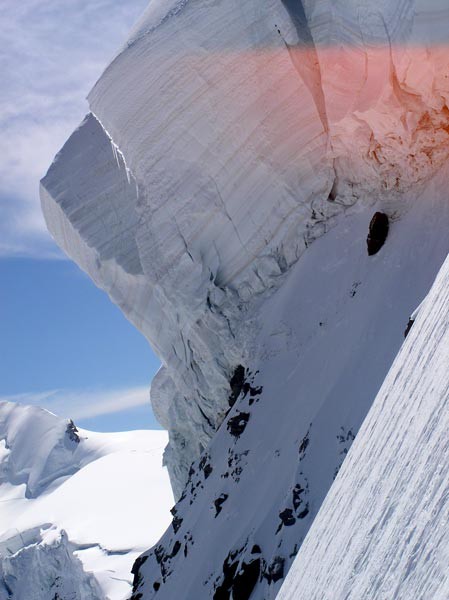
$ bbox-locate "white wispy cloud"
[0,385,151,420]
[0,0,148,258]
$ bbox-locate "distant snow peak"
[0,402,173,600]
[0,402,84,498]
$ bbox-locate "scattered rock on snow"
[229,365,246,407]
[227,413,250,437]
[264,556,285,584]
[279,508,296,527]
[214,494,229,517]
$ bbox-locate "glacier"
[0,402,173,600]
[278,253,449,600]
[39,0,449,597]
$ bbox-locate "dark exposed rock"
[228,366,263,408]
[170,507,183,533]
[336,427,355,445]
[404,318,415,338]
[199,454,213,479]
[149,540,181,585]
[289,544,299,559]
[233,558,261,600]
[227,412,250,437]
[213,583,231,600]
[131,555,148,593]
[229,365,246,406]
[292,484,305,511]
[298,427,311,460]
[154,546,164,565]
[214,493,229,517]
[65,420,80,444]
[367,212,389,255]
[172,515,183,533]
[183,532,194,557]
[264,556,285,584]
[279,508,296,527]
[247,384,263,406]
[296,503,310,519]
[170,541,181,558]
[214,547,261,600]
[225,449,249,482]
[251,545,261,555]
[153,582,161,592]
[214,550,240,600]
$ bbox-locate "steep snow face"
[278,253,449,600]
[41,0,449,497]
[129,165,449,599]
[0,402,173,600]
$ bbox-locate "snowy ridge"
[278,253,449,600]
[0,402,173,600]
[0,401,86,498]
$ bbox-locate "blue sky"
[0,0,162,431]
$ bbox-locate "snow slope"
[39,0,449,597]
[278,253,449,600]
[0,402,173,600]
[128,165,449,599]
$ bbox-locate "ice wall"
[41,0,449,498]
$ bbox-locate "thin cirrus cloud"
[0,0,148,259]
[0,385,151,421]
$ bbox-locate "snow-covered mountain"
[126,180,448,600]
[41,0,449,497]
[0,402,173,600]
[278,253,449,600]
[39,0,449,598]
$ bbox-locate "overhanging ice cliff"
[41,0,449,598]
